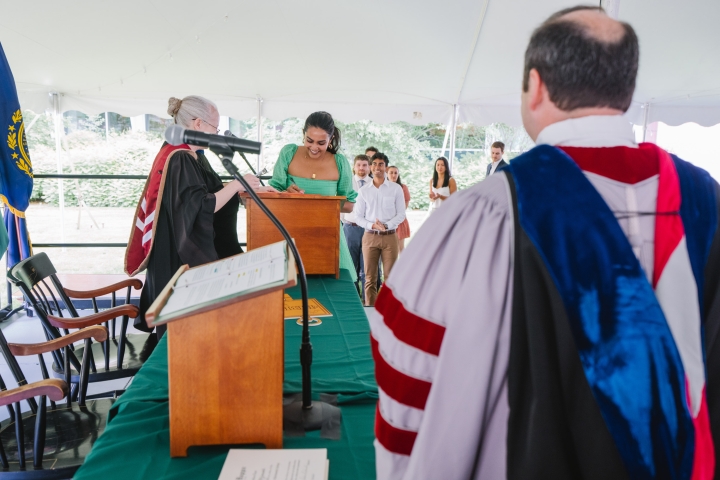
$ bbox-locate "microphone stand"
[223,131,265,185]
[209,140,340,434]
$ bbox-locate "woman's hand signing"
[285,184,305,194]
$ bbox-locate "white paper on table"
[217,449,328,480]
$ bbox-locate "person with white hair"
[125,95,265,337]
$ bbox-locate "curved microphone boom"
[165,124,261,154]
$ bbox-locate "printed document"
[218,449,328,480]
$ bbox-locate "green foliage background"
[25,110,534,210]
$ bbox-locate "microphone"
[164,125,262,155]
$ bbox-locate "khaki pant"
[362,232,399,306]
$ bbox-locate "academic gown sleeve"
[161,151,218,267]
[370,173,514,480]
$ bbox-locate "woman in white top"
[428,157,457,212]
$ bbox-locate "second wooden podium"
[242,192,345,278]
[144,241,296,457]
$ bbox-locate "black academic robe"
[196,152,243,259]
[137,150,219,333]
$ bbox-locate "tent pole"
[441,122,450,158]
[50,93,65,246]
[641,103,650,142]
[600,0,621,19]
[448,105,459,172]
[256,96,264,171]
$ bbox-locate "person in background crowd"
[269,111,358,282]
[387,165,411,252]
[365,146,379,162]
[363,147,384,290]
[128,95,261,338]
[343,154,372,295]
[354,153,406,306]
[371,6,720,479]
[486,141,509,176]
[428,156,457,213]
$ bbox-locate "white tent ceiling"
[2,0,719,127]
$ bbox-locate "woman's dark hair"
[433,157,451,188]
[303,111,341,154]
[388,165,403,187]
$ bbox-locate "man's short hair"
[354,154,370,164]
[365,146,379,155]
[371,152,388,166]
[523,6,639,112]
[491,141,505,152]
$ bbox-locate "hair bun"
[167,97,182,117]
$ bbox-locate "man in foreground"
[371,6,720,479]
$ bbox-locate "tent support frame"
[448,105,459,171]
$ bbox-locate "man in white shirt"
[342,154,371,294]
[354,153,406,306]
[485,141,509,176]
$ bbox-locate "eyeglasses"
[194,118,219,134]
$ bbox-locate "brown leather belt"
[365,229,396,236]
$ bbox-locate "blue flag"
[0,42,33,265]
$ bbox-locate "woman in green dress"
[269,111,357,280]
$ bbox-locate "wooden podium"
[242,192,345,278]
[144,242,296,457]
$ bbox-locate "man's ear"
[527,69,546,111]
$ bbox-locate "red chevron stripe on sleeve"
[375,287,446,355]
[375,404,418,456]
[372,286,447,459]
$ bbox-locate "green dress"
[269,144,358,281]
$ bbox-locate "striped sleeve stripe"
[375,287,446,355]
[375,404,418,456]
[369,309,438,382]
[372,337,432,410]
[378,386,425,432]
[374,439,411,479]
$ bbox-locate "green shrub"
[31,130,161,207]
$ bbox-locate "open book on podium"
[145,240,296,326]
[144,240,297,457]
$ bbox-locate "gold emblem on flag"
[6,109,33,178]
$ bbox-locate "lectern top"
[240,192,346,201]
[145,240,297,327]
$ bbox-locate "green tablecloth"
[75,272,378,480]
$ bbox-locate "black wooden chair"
[0,325,112,478]
[8,253,157,398]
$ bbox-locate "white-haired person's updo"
[167,95,218,128]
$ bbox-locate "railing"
[31,173,271,248]
[2,172,271,317]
